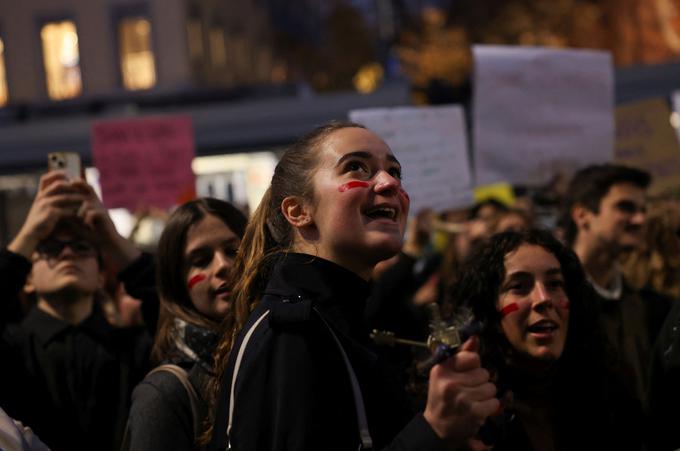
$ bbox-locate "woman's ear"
[281,196,313,228]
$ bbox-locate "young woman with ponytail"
[207,122,499,450]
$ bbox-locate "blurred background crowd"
[1,1,680,450]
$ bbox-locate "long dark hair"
[151,198,247,363]
[451,229,597,376]
[450,229,624,447]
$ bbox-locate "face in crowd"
[289,126,410,277]
[28,225,103,298]
[582,182,647,252]
[183,213,242,320]
[497,244,570,365]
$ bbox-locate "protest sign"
[473,45,614,186]
[616,97,680,197]
[349,105,474,214]
[91,116,196,210]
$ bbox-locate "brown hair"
[201,120,365,443]
[151,198,247,364]
[622,202,680,299]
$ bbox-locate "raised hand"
[423,336,499,448]
[72,179,141,267]
[8,171,85,259]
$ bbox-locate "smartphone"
[48,152,81,180]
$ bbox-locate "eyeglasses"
[36,239,97,260]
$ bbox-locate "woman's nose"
[531,283,553,310]
[213,251,232,276]
[374,170,400,193]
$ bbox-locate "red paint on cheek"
[559,298,570,310]
[188,274,206,290]
[500,303,520,318]
[399,188,410,203]
[338,181,369,192]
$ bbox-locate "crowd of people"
[1,120,679,451]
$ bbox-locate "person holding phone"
[207,122,498,450]
[0,169,151,451]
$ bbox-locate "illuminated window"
[209,27,226,67]
[0,38,8,106]
[41,21,82,100]
[119,17,156,90]
[186,19,204,60]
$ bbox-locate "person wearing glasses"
[0,170,150,451]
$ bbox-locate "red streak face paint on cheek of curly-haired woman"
[500,303,520,318]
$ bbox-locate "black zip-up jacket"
[210,253,445,451]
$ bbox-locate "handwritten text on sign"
[350,105,474,214]
[91,116,196,210]
[472,45,614,186]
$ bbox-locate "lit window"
[41,21,82,100]
[119,17,156,90]
[0,38,8,106]
[210,27,226,67]
[186,19,203,60]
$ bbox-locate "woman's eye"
[508,282,531,294]
[223,247,238,258]
[547,279,565,290]
[189,254,211,268]
[345,161,368,173]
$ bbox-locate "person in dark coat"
[207,121,499,451]
[0,170,151,451]
[126,198,247,451]
[450,229,645,451]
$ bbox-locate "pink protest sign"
[91,116,196,210]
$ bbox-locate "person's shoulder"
[233,296,326,369]
[133,365,194,407]
[265,295,315,329]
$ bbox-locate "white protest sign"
[472,45,614,186]
[349,105,474,214]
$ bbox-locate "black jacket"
[210,253,445,451]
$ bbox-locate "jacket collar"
[263,252,371,337]
[21,302,113,347]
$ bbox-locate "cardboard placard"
[615,97,680,197]
[91,116,196,210]
[472,45,614,186]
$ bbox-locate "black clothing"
[210,253,445,451]
[595,281,653,408]
[0,249,152,451]
[366,251,434,341]
[648,299,680,451]
[119,251,161,333]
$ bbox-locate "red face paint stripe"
[188,274,206,290]
[500,303,519,318]
[559,299,570,310]
[338,181,370,192]
[399,188,410,202]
